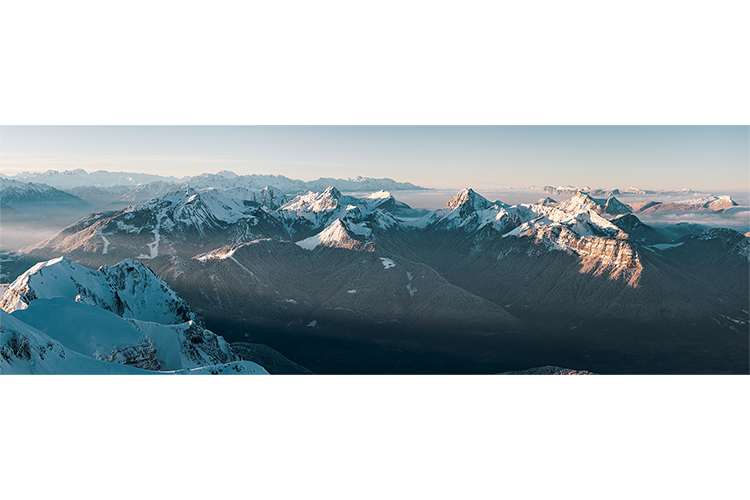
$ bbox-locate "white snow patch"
[137,222,161,259]
[282,298,298,304]
[365,190,392,200]
[99,233,111,254]
[347,289,357,294]
[650,242,685,251]
[380,257,396,269]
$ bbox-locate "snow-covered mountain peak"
[446,188,492,212]
[556,192,600,213]
[1,296,268,374]
[280,186,346,215]
[0,256,194,324]
[364,190,393,200]
[138,187,268,227]
[296,218,373,251]
[555,192,632,219]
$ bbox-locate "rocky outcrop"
[499,365,596,375]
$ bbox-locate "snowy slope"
[0,256,270,375]
[22,187,293,261]
[0,256,194,324]
[296,219,373,250]
[1,309,268,375]
[278,186,406,239]
[632,195,739,214]
[410,188,641,282]
[12,298,239,370]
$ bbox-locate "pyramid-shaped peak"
[446,188,491,211]
[602,196,632,215]
[536,197,557,206]
[323,186,342,198]
[557,192,599,212]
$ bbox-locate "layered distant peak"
[706,195,737,211]
[633,196,738,214]
[446,188,492,212]
[557,192,631,218]
[7,169,185,189]
[0,178,93,216]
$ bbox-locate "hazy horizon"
[1,126,748,192]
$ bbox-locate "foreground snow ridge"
[0,258,269,375]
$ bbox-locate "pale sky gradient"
[1,126,747,191]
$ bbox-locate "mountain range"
[3,183,747,374]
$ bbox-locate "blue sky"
[1,126,747,191]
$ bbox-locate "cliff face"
[524,225,642,285]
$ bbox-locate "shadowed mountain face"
[5,187,749,374]
[0,179,93,214]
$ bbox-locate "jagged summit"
[536,197,557,206]
[556,192,601,213]
[556,192,631,217]
[0,255,195,324]
[296,218,373,251]
[446,188,492,212]
[280,186,345,215]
